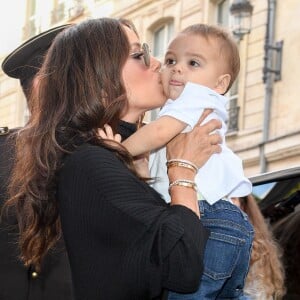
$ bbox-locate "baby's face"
[161,33,226,99]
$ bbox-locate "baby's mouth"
[169,79,184,86]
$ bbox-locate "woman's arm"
[167,109,222,215]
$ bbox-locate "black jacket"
[58,141,209,299]
[0,127,73,300]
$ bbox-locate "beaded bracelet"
[168,179,197,193]
[166,159,199,173]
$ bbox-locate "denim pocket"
[203,231,245,280]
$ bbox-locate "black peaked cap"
[1,24,72,85]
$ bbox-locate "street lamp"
[230,0,254,40]
[229,0,283,173]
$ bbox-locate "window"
[150,20,174,121]
[217,0,230,25]
[153,22,174,59]
[227,80,240,133]
[250,166,300,224]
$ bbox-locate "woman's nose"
[150,56,161,72]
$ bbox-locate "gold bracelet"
[168,179,197,193]
[166,159,198,173]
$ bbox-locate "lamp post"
[230,0,253,40]
[230,0,284,173]
[260,0,283,173]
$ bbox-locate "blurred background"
[1,0,300,178]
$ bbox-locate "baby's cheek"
[160,69,168,85]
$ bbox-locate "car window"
[250,167,300,223]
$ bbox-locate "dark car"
[250,166,300,223]
[249,166,300,299]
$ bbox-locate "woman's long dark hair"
[4,18,138,270]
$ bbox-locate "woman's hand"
[166,109,222,216]
[166,109,222,169]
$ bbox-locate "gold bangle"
[166,159,198,173]
[168,179,197,194]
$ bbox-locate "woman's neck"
[121,107,146,124]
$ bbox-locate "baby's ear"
[215,74,231,95]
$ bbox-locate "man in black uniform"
[0,24,73,300]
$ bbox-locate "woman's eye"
[131,51,144,60]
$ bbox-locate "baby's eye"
[189,60,200,67]
[165,58,176,65]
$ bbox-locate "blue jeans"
[168,200,254,300]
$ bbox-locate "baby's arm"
[123,116,187,156]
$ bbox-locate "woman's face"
[121,25,167,122]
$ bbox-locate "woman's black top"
[58,121,209,300]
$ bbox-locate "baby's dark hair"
[181,24,240,94]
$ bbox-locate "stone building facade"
[1,0,300,177]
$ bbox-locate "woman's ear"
[215,74,231,95]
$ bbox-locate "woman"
[5,18,222,299]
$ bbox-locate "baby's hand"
[98,124,122,143]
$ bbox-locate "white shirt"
[149,82,252,204]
